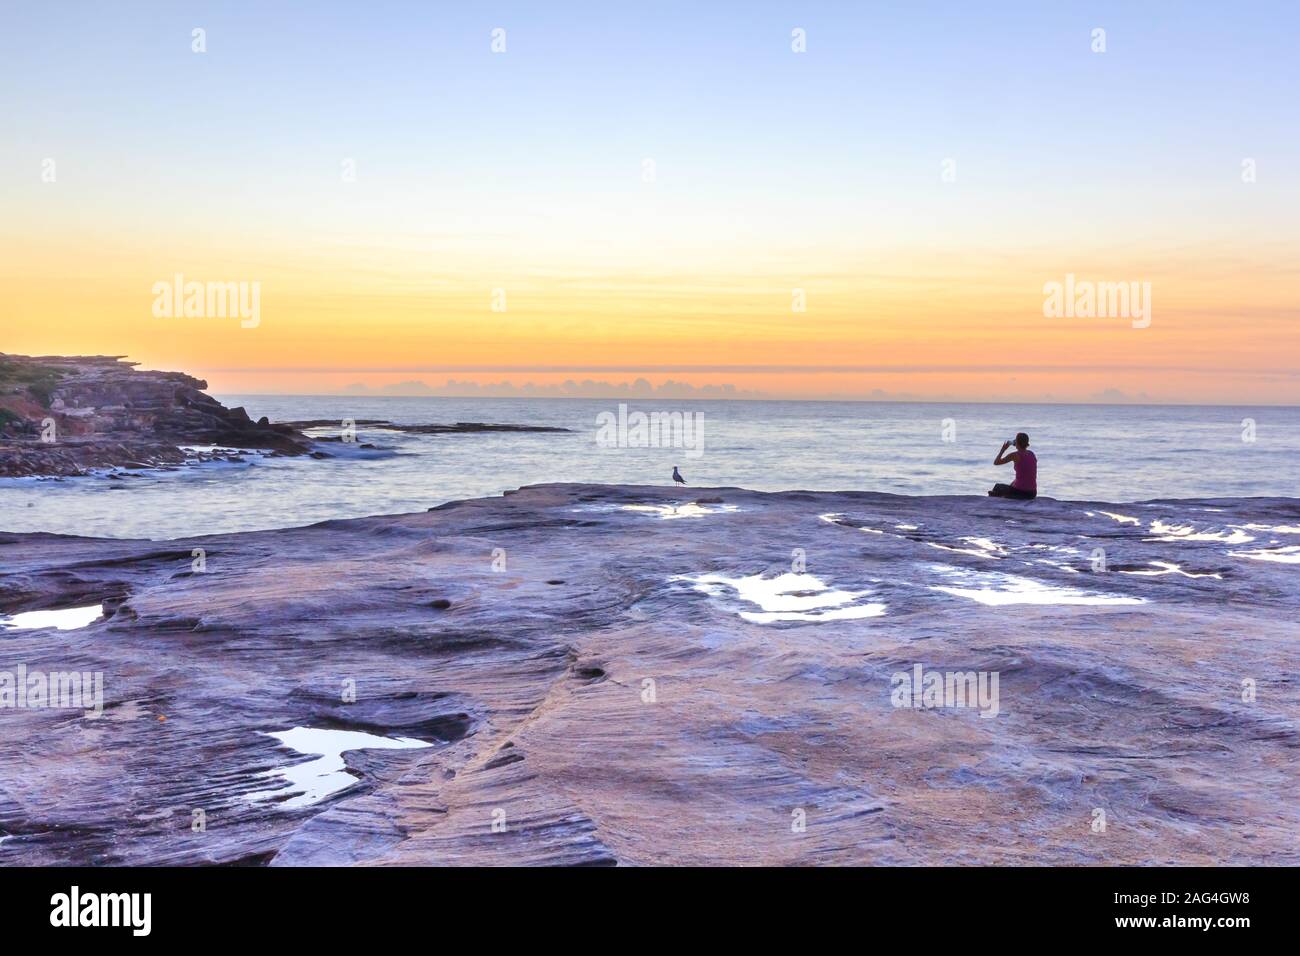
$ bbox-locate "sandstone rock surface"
[0,484,1296,865]
[0,354,312,477]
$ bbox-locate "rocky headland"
[1,483,1296,865]
[0,354,311,477]
[0,354,573,478]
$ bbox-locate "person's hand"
[1000,440,1011,450]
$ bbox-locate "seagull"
[672,466,686,485]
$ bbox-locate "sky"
[2,1,1298,403]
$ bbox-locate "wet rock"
[0,483,1297,865]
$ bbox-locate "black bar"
[0,865,1282,942]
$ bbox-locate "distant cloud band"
[196,364,1300,377]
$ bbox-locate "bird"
[672,466,686,485]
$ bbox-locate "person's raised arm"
[994,440,1017,466]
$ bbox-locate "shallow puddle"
[1096,511,1140,525]
[1236,523,1300,535]
[1118,560,1222,579]
[1145,520,1254,545]
[928,566,1145,606]
[621,502,739,519]
[0,604,103,631]
[926,538,1004,559]
[675,571,885,623]
[1228,546,1300,564]
[247,727,433,810]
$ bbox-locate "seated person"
[989,433,1037,500]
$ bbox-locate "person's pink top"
[1011,449,1037,492]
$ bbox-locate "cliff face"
[0,354,310,476]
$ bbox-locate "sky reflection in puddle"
[0,604,103,631]
[247,727,432,810]
[675,571,885,623]
[1145,520,1255,545]
[621,503,740,519]
[928,566,1146,606]
[1118,561,1222,579]
[1228,546,1300,564]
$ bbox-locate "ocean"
[3,397,1297,539]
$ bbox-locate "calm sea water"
[3,398,1297,539]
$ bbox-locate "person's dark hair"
[1015,432,1029,449]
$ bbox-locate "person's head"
[1014,432,1029,450]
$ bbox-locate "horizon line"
[212,392,1300,410]
[193,364,1300,377]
